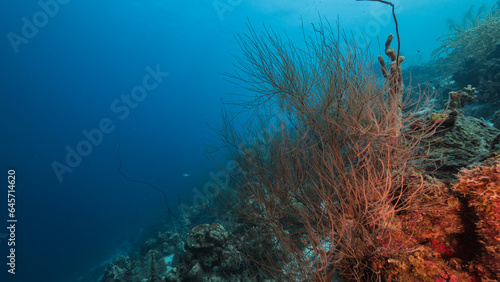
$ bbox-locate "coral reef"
[368,154,500,281]
[371,176,469,281]
[431,4,500,121]
[101,222,260,282]
[101,153,500,281]
[101,231,183,281]
[100,113,500,280]
[174,224,249,281]
[422,109,500,180]
[454,157,500,279]
[102,256,135,281]
[98,5,500,281]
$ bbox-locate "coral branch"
[356,0,401,60]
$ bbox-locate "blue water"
[0,0,496,281]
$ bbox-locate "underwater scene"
[2,0,500,281]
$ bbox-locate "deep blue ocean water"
[0,0,496,281]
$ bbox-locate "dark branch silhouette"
[116,134,179,224]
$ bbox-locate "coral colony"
[101,1,500,281]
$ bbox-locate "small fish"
[182,173,190,177]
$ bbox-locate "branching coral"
[446,4,488,33]
[432,5,500,73]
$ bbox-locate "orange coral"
[447,84,477,108]
[431,113,449,124]
[454,156,500,279]
[370,178,469,281]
